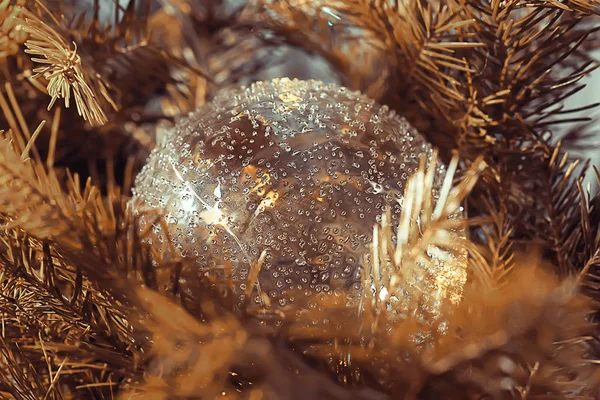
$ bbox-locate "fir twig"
[20,8,110,126]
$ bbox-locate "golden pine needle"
[244,249,267,304]
[20,120,44,162]
[1,83,43,163]
[46,106,60,169]
[5,81,32,140]
[0,89,27,153]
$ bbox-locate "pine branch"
[285,255,598,398]
[421,268,597,399]
[364,152,486,318]
[535,146,591,274]
[445,0,600,280]
[0,271,136,399]
[0,225,141,399]
[19,7,112,126]
[0,226,139,344]
[0,0,206,180]
[456,1,597,156]
[576,169,600,346]
[0,270,89,338]
[0,133,78,244]
[476,209,516,285]
[0,336,50,400]
[0,0,26,58]
[72,0,209,113]
[0,330,133,399]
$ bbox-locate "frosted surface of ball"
[131,78,448,308]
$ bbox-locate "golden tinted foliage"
[0,0,598,399]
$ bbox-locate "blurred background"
[88,0,600,175]
[565,50,600,173]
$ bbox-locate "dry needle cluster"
[0,0,599,399]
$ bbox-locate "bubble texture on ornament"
[131,78,464,310]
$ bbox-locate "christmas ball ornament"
[130,78,465,311]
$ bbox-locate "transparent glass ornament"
[130,78,465,312]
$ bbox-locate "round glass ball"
[130,78,457,310]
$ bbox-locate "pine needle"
[20,120,44,162]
